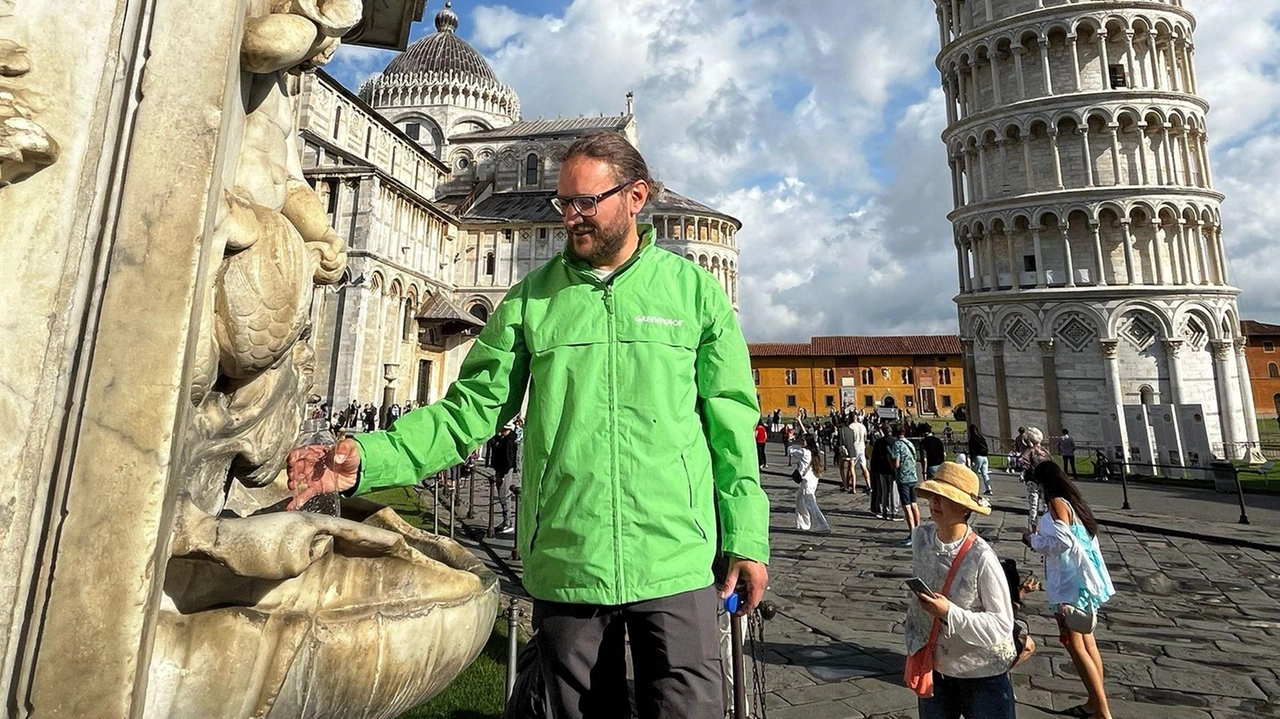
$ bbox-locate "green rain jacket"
[352,224,770,605]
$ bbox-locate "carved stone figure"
[147,2,499,716]
[0,37,57,185]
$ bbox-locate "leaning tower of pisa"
[935,0,1258,462]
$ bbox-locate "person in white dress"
[790,433,830,533]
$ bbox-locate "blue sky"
[328,0,1280,342]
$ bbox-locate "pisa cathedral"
[298,2,741,411]
[936,0,1258,462]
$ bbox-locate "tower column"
[1022,133,1035,192]
[1030,225,1046,287]
[1039,35,1054,96]
[1090,222,1107,286]
[1101,339,1131,465]
[988,51,1002,106]
[1136,123,1151,184]
[1235,338,1260,445]
[1039,339,1062,440]
[1107,125,1123,185]
[977,143,990,200]
[997,139,1010,195]
[1194,221,1211,286]
[985,231,998,291]
[1013,45,1027,98]
[1068,33,1082,91]
[1119,219,1136,284]
[1048,127,1064,189]
[1060,223,1076,287]
[1097,30,1111,86]
[1123,30,1137,87]
[1005,229,1018,291]
[992,340,1012,452]
[1212,339,1240,457]
[961,338,980,424]
[1079,127,1095,187]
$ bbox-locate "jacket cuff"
[351,431,400,495]
[719,494,771,564]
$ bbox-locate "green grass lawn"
[357,486,524,718]
[397,618,523,719]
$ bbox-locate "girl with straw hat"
[904,462,1016,718]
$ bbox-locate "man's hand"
[1020,530,1034,548]
[286,437,361,511]
[721,556,768,616]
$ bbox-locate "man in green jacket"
[287,132,770,719]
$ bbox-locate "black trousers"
[1062,454,1076,477]
[532,585,723,719]
[756,442,767,466]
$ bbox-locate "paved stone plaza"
[451,442,1280,718]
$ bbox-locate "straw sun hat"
[916,462,992,515]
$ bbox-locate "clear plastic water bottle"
[293,413,341,517]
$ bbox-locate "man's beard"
[565,208,630,267]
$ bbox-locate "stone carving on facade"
[1100,339,1120,360]
[0,38,58,185]
[147,3,499,717]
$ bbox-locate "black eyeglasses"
[548,181,633,217]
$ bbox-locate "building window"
[1265,341,1275,353]
[456,156,470,170]
[822,368,836,385]
[942,394,952,408]
[786,395,797,408]
[901,368,915,384]
[332,106,343,140]
[1270,362,1279,379]
[1023,255,1036,272]
[405,122,421,140]
[391,147,398,174]
[539,227,548,240]
[860,368,874,385]
[364,127,374,157]
[824,395,835,408]
[905,395,914,408]
[1108,64,1128,89]
[784,369,798,386]
[504,229,513,241]
[752,369,760,385]
[864,394,874,407]
[485,252,495,276]
[939,367,952,385]
[526,154,540,186]
[469,304,489,323]
[325,180,339,215]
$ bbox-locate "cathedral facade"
[299,2,741,411]
[936,0,1258,462]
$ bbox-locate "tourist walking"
[490,422,519,533]
[967,425,992,495]
[791,433,830,533]
[287,133,770,719]
[904,462,1016,719]
[890,426,922,545]
[869,423,896,519]
[1019,427,1053,529]
[755,420,769,469]
[836,414,868,493]
[1024,461,1116,719]
[920,427,946,479]
[1058,428,1077,478]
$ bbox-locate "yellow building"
[750,336,965,418]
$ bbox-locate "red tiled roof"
[749,335,962,358]
[1242,320,1280,337]
[748,343,812,356]
[810,335,962,356]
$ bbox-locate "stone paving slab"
[437,448,1280,717]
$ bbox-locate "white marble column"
[1068,33,1082,91]
[1060,224,1076,287]
[988,51,1002,106]
[1120,220,1136,285]
[1123,30,1137,86]
[997,139,1010,195]
[1108,125,1123,185]
[1022,135,1035,192]
[1013,45,1027,99]
[1136,123,1151,184]
[1048,128,1064,189]
[977,143,990,200]
[1090,222,1107,286]
[1039,36,1054,96]
[1079,128,1095,187]
[1005,229,1018,291]
[1097,30,1111,86]
[1212,339,1240,456]
[1101,339,1132,464]
[1030,226,1046,287]
[985,231,998,290]
[1236,338,1261,444]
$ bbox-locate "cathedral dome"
[381,2,499,84]
[359,1,521,123]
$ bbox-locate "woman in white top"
[905,462,1016,719]
[1024,461,1116,719]
[790,434,830,533]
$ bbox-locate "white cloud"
[331,0,1280,337]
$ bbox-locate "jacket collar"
[561,223,656,286]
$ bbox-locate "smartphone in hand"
[905,577,936,597]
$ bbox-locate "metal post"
[433,473,440,534]
[1232,465,1250,525]
[467,465,476,519]
[510,487,522,561]
[487,472,496,539]
[505,598,520,701]
[730,612,747,719]
[1119,460,1131,511]
[449,467,457,540]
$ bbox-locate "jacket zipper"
[604,283,624,602]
